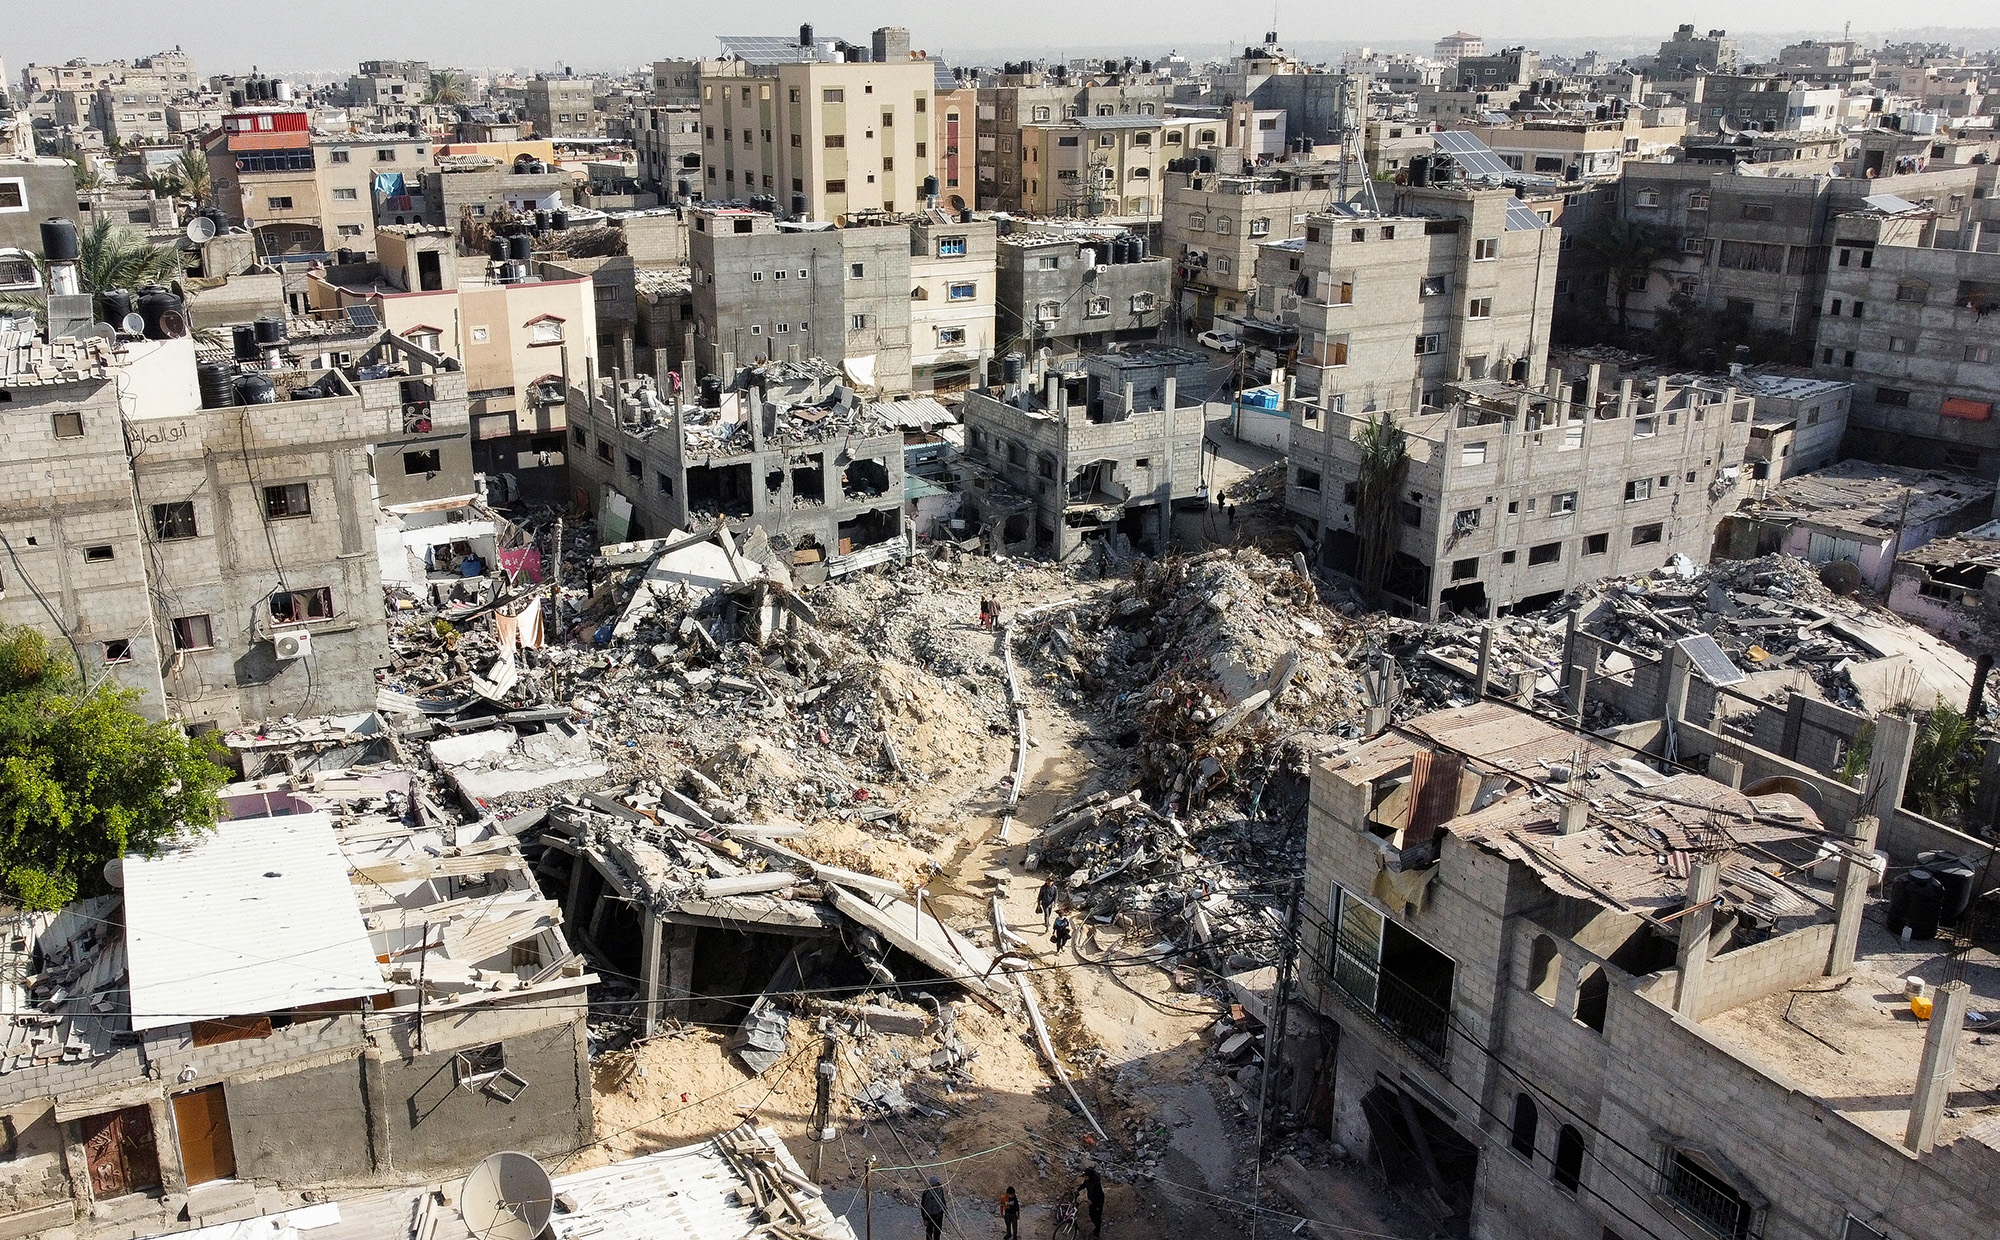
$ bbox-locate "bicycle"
[1050,1191,1081,1238]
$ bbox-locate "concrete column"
[639,913,663,1039]
[361,1047,393,1172]
[1663,640,1693,723]
[1475,625,1495,700]
[1674,859,1722,1019]
[587,888,612,943]
[1905,979,1972,1153]
[1826,815,1880,977]
[565,850,588,918]
[665,922,698,1022]
[1865,713,1919,830]
[1708,755,1744,789]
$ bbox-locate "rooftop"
[1739,460,1996,539]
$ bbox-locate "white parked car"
[1197,329,1241,353]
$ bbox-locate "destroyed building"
[1293,701,2000,1240]
[959,347,1207,559]
[1889,525,2000,645]
[1715,460,1997,595]
[0,765,595,1238]
[0,314,474,728]
[1290,366,1754,618]
[564,358,910,574]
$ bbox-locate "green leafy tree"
[68,152,104,194]
[0,626,225,910]
[1353,413,1410,605]
[0,215,185,323]
[1903,700,1981,824]
[174,146,213,208]
[1576,218,1673,333]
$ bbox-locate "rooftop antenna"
[459,1151,554,1240]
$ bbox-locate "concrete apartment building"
[93,73,172,146]
[564,358,910,572]
[1432,33,1484,67]
[1461,112,1684,182]
[421,156,574,230]
[1816,203,2000,476]
[934,82,975,205]
[699,50,935,219]
[1208,43,1356,149]
[636,103,703,195]
[995,228,1171,355]
[347,59,429,107]
[973,72,1171,212]
[0,769,594,1240]
[0,156,80,258]
[1251,185,1561,410]
[0,322,474,729]
[1288,367,1753,616]
[1452,47,1539,91]
[1655,23,1740,73]
[1014,115,1206,220]
[20,60,127,96]
[526,77,601,138]
[207,109,433,257]
[651,59,702,105]
[1163,162,1341,323]
[1291,681,1999,1240]
[1684,76,1843,135]
[960,347,1207,558]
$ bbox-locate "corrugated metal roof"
[123,813,384,1030]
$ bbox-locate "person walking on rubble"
[999,1185,1021,1239]
[1037,879,1058,933]
[920,1176,949,1240]
[1051,912,1073,954]
[990,597,1004,628]
[979,596,994,629]
[1077,1167,1106,1238]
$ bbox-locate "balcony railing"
[1323,951,1452,1070]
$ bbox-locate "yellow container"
[1912,994,1935,1020]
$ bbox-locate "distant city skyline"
[6,2,1990,77]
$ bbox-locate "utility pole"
[1882,485,1914,600]
[863,1157,875,1240]
[809,1022,837,1181]
[1249,874,1303,1240]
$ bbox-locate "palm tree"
[1352,412,1410,606]
[1576,218,1672,333]
[0,216,184,323]
[173,147,212,209]
[68,152,104,194]
[426,71,467,106]
[138,168,185,202]
[1903,700,1980,824]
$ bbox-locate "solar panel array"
[933,60,958,92]
[1503,200,1549,232]
[1433,130,1515,181]
[345,305,380,329]
[719,35,821,64]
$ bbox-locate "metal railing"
[1321,950,1452,1071]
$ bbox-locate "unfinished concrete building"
[959,347,1206,559]
[564,358,910,576]
[0,321,474,729]
[1292,698,1999,1240]
[1162,161,1342,324]
[1288,366,1754,617]
[0,765,594,1238]
[995,228,1170,355]
[1815,202,2000,476]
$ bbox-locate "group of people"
[978,595,1005,630]
[918,1168,1107,1238]
[1036,877,1073,953]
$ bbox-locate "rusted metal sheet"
[1406,750,1464,845]
[82,1106,160,1199]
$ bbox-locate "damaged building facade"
[563,358,910,573]
[0,765,594,1238]
[0,321,475,728]
[959,347,1206,559]
[1289,366,1755,617]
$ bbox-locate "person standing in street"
[1037,879,1058,933]
[978,596,992,629]
[1078,1168,1105,1238]
[1052,913,1073,954]
[998,1185,1021,1239]
[920,1176,948,1240]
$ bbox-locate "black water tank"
[509,233,533,263]
[534,209,551,233]
[100,289,134,330]
[1003,355,1024,385]
[253,315,285,346]
[677,178,693,200]
[1111,234,1132,264]
[800,22,813,46]
[791,194,808,218]
[197,362,236,410]
[1410,155,1431,186]
[552,209,569,230]
[489,236,509,263]
[335,247,357,265]
[40,218,79,263]
[1886,869,1946,941]
[699,375,723,408]
[136,286,180,339]
[1916,851,1977,924]
[922,175,939,198]
[233,373,276,405]
[1129,234,1147,261]
[232,324,259,360]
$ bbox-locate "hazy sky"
[1,1,1955,75]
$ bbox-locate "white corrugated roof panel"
[123,813,383,1030]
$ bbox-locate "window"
[152,501,197,540]
[1635,190,1660,207]
[1528,542,1560,566]
[1968,345,1993,364]
[1295,468,1323,493]
[1510,1095,1539,1159]
[1036,301,1060,322]
[947,281,976,300]
[1249,218,1270,237]
[1085,297,1110,317]
[1467,297,1492,319]
[851,314,869,330]
[623,453,641,480]
[825,180,846,194]
[1453,508,1481,532]
[331,187,358,202]
[1740,201,1773,221]
[1038,255,1060,270]
[1631,522,1664,546]
[1584,532,1609,555]
[102,639,132,663]
[402,449,441,475]
[1414,334,1441,356]
[1624,478,1651,502]
[266,195,294,210]
[1420,275,1446,297]
[1473,238,1498,260]
[528,318,563,345]
[172,614,214,651]
[1633,415,1657,438]
[1876,387,1911,407]
[937,236,967,256]
[1132,292,1156,312]
[570,426,587,450]
[1551,491,1576,515]
[1888,337,1913,355]
[329,149,351,164]
[937,327,965,346]
[1687,192,1708,210]
[51,411,84,439]
[1451,557,1478,580]
[1896,281,1928,303]
[1662,1150,1754,1239]
[849,262,866,280]
[264,483,310,519]
[1460,442,1488,466]
[823,89,844,103]
[1552,1126,1585,1194]
[270,586,335,622]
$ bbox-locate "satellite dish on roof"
[1717,114,1743,137]
[185,216,217,243]
[78,322,116,344]
[459,1152,553,1240]
[120,312,146,335]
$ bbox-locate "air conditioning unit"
[273,629,312,661]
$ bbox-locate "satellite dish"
[186,216,218,243]
[79,323,116,344]
[120,312,145,335]
[459,1152,553,1240]
[156,309,189,339]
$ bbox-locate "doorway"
[81,1105,161,1199]
[173,1086,237,1185]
